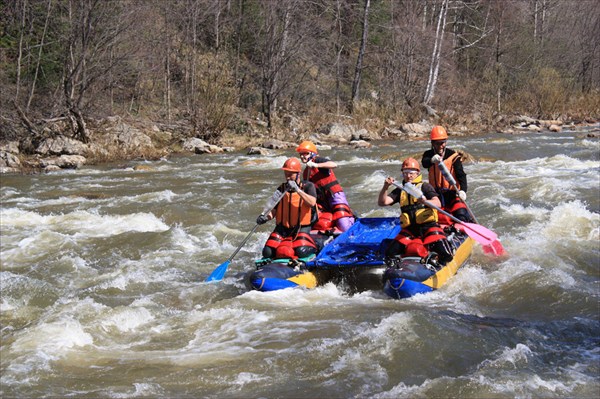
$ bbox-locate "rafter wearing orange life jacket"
[427,152,468,223]
[265,183,316,258]
[303,167,352,221]
[428,152,461,192]
[274,183,313,228]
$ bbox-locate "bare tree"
[26,0,53,112]
[62,0,132,142]
[350,0,370,113]
[423,0,449,106]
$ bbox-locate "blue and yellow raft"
[246,217,473,298]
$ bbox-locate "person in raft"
[421,125,473,223]
[256,157,319,260]
[295,140,355,232]
[378,157,454,267]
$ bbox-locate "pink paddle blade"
[483,239,507,256]
[455,222,497,245]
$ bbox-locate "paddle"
[434,160,506,256]
[391,181,500,247]
[205,188,286,282]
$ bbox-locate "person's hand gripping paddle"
[205,189,286,282]
[392,182,502,249]
[432,158,506,256]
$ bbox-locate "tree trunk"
[495,6,504,113]
[334,0,343,116]
[423,0,448,106]
[215,0,221,52]
[15,0,27,103]
[350,0,370,113]
[27,0,53,112]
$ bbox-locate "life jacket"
[275,183,313,228]
[313,210,333,231]
[399,175,438,228]
[331,203,353,221]
[303,164,343,202]
[428,152,461,191]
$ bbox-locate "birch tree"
[350,0,370,113]
[423,0,449,106]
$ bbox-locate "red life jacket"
[303,166,343,199]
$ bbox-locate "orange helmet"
[401,157,420,172]
[281,157,302,173]
[430,126,448,141]
[295,140,318,154]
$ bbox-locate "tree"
[423,0,449,106]
[61,0,133,142]
[349,0,370,113]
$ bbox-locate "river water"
[1,125,599,398]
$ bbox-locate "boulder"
[116,123,154,151]
[0,151,21,170]
[400,122,431,136]
[182,138,223,154]
[549,124,562,132]
[0,141,20,154]
[319,123,355,142]
[36,136,89,156]
[349,140,371,148]
[247,147,272,156]
[41,155,87,169]
[352,128,377,141]
[262,139,295,149]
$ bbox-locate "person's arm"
[421,149,434,169]
[297,181,317,207]
[421,184,442,208]
[307,156,337,169]
[378,177,396,206]
[453,157,468,192]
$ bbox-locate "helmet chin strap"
[307,152,316,162]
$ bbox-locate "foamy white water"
[1,124,599,398]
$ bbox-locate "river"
[1,124,599,398]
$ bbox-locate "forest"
[1,0,599,154]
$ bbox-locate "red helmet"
[401,157,420,171]
[430,126,448,141]
[281,157,302,173]
[295,140,318,154]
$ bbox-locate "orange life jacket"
[428,152,461,191]
[275,183,313,228]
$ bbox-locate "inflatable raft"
[382,230,474,299]
[245,233,334,292]
[246,217,473,298]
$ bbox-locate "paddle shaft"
[227,223,260,262]
[205,188,286,282]
[391,181,496,243]
[227,189,286,262]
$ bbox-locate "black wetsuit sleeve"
[422,183,440,200]
[452,157,468,192]
[303,181,317,198]
[389,187,402,205]
[421,149,435,169]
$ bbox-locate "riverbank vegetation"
[1,0,599,170]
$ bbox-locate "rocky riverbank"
[1,114,597,174]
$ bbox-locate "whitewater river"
[1,124,599,398]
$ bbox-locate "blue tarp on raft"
[308,217,401,268]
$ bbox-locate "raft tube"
[246,257,318,291]
[382,232,474,299]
